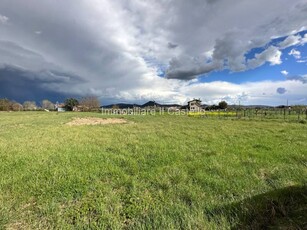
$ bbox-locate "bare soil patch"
[67,117,127,126]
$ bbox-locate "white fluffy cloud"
[0,0,306,105]
[93,76,307,105]
[248,46,282,69]
[281,70,289,76]
[180,80,306,105]
[279,34,302,49]
[289,49,301,59]
[279,33,307,48]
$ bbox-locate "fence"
[192,108,307,121]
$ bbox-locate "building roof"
[188,98,202,103]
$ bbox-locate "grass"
[188,111,237,117]
[0,112,306,229]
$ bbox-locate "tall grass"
[0,112,306,229]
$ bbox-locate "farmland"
[0,112,306,229]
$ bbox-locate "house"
[56,103,66,112]
[188,99,202,112]
[73,105,83,112]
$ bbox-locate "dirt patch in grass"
[67,117,127,126]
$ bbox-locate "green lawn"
[0,112,306,229]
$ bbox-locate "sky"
[0,0,306,106]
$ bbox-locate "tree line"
[0,96,100,111]
[205,101,228,110]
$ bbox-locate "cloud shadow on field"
[205,185,307,229]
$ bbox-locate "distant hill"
[141,101,182,108]
[102,101,182,109]
[141,101,161,107]
[102,103,140,109]
[228,104,274,109]
[102,101,276,110]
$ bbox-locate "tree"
[112,104,120,110]
[206,104,219,111]
[11,102,23,111]
[79,96,100,111]
[64,98,79,111]
[218,101,228,110]
[23,101,37,110]
[0,98,11,111]
[41,100,55,110]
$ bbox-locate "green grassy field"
[0,112,306,229]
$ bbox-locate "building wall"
[188,100,202,112]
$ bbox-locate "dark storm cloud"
[0,66,84,103]
[165,58,222,80]
[167,42,178,49]
[0,0,306,102]
[0,0,145,95]
[286,75,307,84]
[0,40,55,71]
[276,87,287,94]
